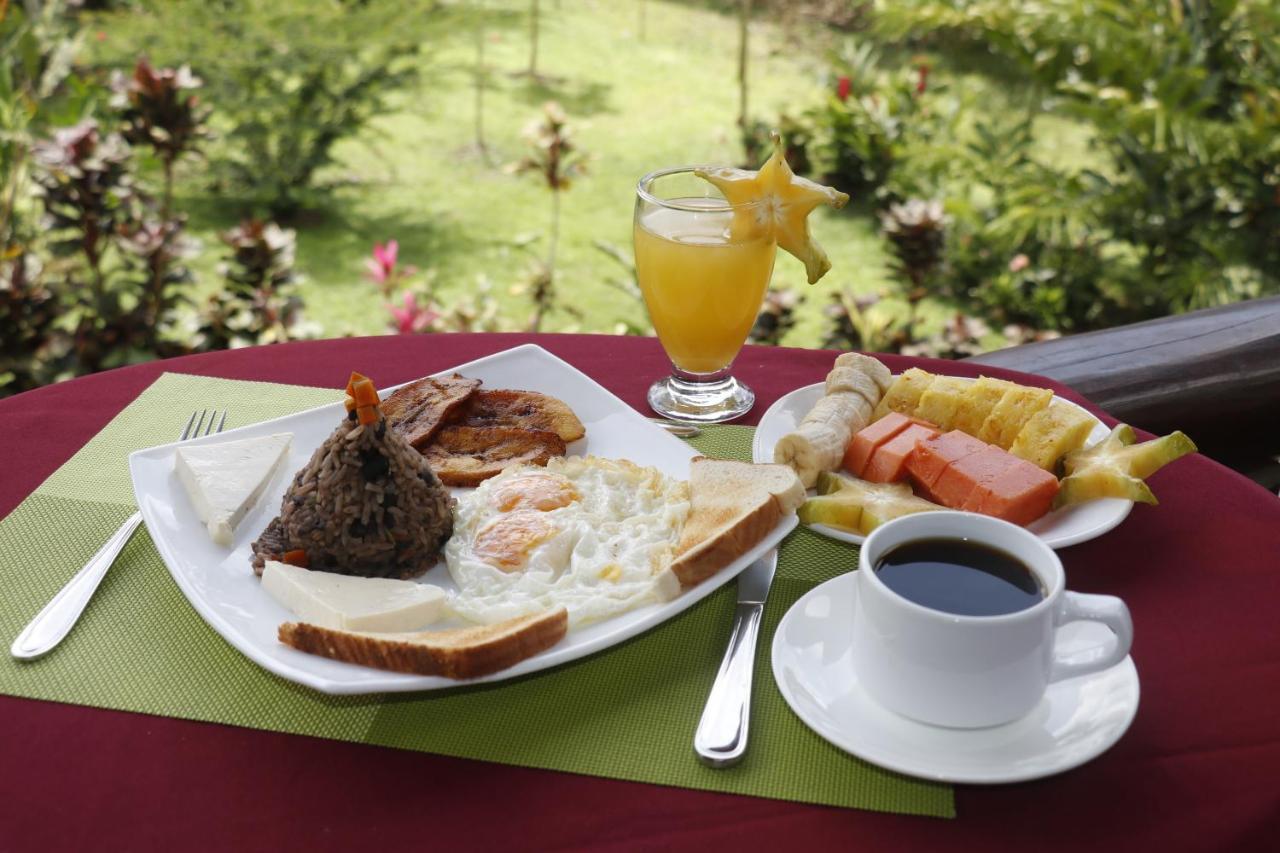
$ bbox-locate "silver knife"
[694,549,778,767]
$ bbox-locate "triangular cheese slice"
[261,561,446,632]
[176,433,292,546]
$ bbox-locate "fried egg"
[445,456,690,627]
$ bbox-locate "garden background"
[3,0,1277,397]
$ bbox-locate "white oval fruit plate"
[129,344,797,695]
[752,380,1131,550]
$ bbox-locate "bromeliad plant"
[195,219,310,349]
[510,101,587,331]
[110,57,209,338]
[32,121,136,300]
[879,197,946,342]
[110,57,209,219]
[29,120,174,373]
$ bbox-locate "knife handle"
[694,602,764,767]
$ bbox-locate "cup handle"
[1048,591,1133,683]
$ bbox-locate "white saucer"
[771,572,1140,784]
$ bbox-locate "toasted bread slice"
[278,607,569,680]
[668,458,804,588]
[424,425,567,487]
[383,374,482,450]
[458,388,586,443]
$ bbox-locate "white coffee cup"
[852,511,1133,729]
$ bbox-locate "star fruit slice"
[696,134,850,284]
[1054,424,1197,508]
[799,471,943,535]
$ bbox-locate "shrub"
[1,0,97,393]
[905,116,1142,332]
[800,43,945,199]
[194,219,311,349]
[94,0,441,218]
[0,253,62,393]
[875,0,1280,318]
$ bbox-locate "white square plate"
[130,344,796,694]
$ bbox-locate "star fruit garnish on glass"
[695,134,850,284]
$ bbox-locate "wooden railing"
[966,295,1280,485]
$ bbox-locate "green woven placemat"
[0,373,953,818]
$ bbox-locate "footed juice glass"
[633,166,777,422]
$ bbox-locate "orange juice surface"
[633,200,777,374]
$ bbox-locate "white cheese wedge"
[261,561,447,632]
[175,432,292,546]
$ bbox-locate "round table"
[2,333,1277,851]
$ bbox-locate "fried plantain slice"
[382,374,482,450]
[457,388,586,443]
[424,425,567,487]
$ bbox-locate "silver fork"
[10,409,227,661]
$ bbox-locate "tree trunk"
[474,0,489,160]
[529,0,540,77]
[547,188,561,275]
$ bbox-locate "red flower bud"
[916,65,930,95]
[836,76,851,102]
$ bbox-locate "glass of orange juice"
[633,166,777,422]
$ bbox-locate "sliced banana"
[824,368,882,409]
[775,354,891,488]
[773,431,817,487]
[833,353,892,394]
[800,392,857,430]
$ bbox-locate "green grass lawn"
[163,0,897,346]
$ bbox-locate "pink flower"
[836,76,852,102]
[1009,254,1030,273]
[365,239,399,285]
[376,239,398,270]
[388,291,438,334]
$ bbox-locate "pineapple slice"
[696,134,850,284]
[801,472,943,535]
[873,368,936,420]
[913,376,971,431]
[978,386,1054,449]
[1009,405,1098,471]
[952,377,1016,437]
[1055,425,1197,508]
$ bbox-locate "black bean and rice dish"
[251,378,453,579]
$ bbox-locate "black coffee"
[873,538,1044,617]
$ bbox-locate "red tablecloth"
[2,333,1277,852]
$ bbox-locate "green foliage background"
[9,0,1277,372]
[88,0,899,343]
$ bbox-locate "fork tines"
[182,409,228,441]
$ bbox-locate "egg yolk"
[490,473,579,512]
[473,510,558,571]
